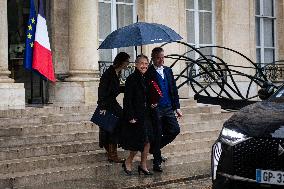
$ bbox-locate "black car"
[212,84,284,189]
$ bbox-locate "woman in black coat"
[97,52,130,163]
[121,55,156,175]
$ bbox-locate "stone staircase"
[0,99,233,188]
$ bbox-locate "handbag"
[90,107,119,133]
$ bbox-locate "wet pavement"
[24,162,212,189]
[148,178,212,189]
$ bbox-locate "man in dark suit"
[146,47,183,172]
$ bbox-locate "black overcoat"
[97,65,123,147]
[97,65,123,117]
[121,69,154,152]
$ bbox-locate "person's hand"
[151,103,158,108]
[129,119,137,124]
[176,109,183,118]
[99,110,106,115]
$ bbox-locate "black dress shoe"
[122,161,132,175]
[138,166,153,175]
[161,156,167,162]
[153,164,163,172]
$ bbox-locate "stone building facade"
[0,0,284,109]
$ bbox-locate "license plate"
[256,169,284,185]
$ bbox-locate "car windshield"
[269,84,284,103]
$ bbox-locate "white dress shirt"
[154,65,164,79]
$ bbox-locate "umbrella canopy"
[98,22,182,49]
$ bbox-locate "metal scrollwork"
[120,63,136,84]
[161,41,282,109]
[261,62,284,81]
[98,61,135,84]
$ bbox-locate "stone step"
[179,98,197,107]
[178,112,223,124]
[0,151,107,175]
[176,130,220,141]
[0,140,100,161]
[0,131,97,148]
[0,105,96,118]
[0,151,210,188]
[41,113,93,125]
[181,104,221,114]
[162,148,211,166]
[180,120,224,133]
[0,121,96,137]
[0,116,42,127]
[162,138,216,154]
[0,113,93,127]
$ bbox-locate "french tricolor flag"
[32,0,55,82]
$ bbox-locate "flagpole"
[30,71,33,103]
[40,76,44,104]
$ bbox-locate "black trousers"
[151,106,180,165]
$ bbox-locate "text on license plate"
[256,169,284,185]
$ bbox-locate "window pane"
[118,47,134,61]
[117,4,133,29]
[263,18,274,47]
[255,18,260,46]
[99,2,111,39]
[199,12,212,44]
[99,42,112,61]
[116,0,134,3]
[198,0,212,11]
[186,11,195,43]
[199,46,212,57]
[264,48,275,63]
[256,48,261,63]
[186,0,194,9]
[263,0,274,16]
[255,0,260,15]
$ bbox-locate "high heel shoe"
[138,165,153,175]
[122,160,132,175]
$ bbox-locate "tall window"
[185,0,215,59]
[255,0,276,63]
[98,0,136,62]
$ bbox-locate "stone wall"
[219,0,256,79]
[277,0,284,60]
